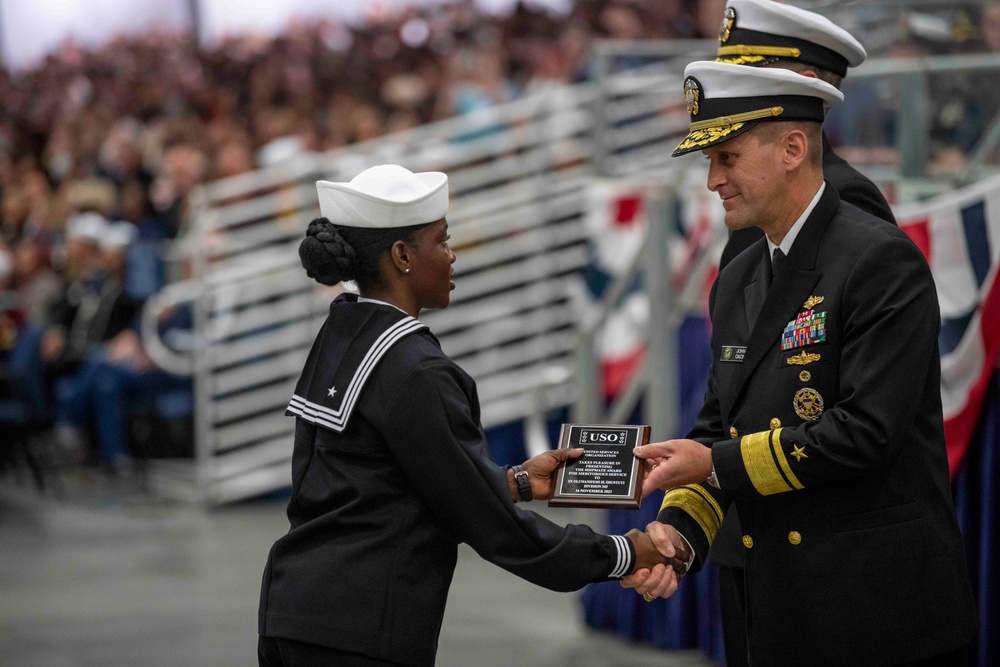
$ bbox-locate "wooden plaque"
[548,424,649,510]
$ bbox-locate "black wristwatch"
[511,464,532,503]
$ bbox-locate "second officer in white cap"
[257,164,674,667]
[711,0,896,276]
[622,62,978,666]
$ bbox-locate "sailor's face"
[408,218,456,311]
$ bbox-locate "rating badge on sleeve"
[781,310,827,351]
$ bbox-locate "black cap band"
[718,27,849,77]
[697,93,825,126]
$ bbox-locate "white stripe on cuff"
[608,535,633,579]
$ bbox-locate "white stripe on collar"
[286,316,426,432]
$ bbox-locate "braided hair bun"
[299,218,358,286]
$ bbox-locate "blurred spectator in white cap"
[39,211,139,406]
[62,212,109,281]
[100,221,138,279]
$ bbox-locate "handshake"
[622,522,690,601]
[621,521,691,602]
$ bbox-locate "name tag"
[720,345,747,362]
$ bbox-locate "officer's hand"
[645,521,690,576]
[620,546,680,601]
[634,439,713,496]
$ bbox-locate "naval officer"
[702,4,902,662]
[623,62,978,666]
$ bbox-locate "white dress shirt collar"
[766,181,826,259]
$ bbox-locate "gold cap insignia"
[786,351,821,366]
[791,444,808,462]
[802,295,824,310]
[684,77,701,117]
[719,7,735,44]
[793,387,824,421]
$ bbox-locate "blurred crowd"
[2,0,1000,477]
[0,0,726,477]
[826,1,1000,174]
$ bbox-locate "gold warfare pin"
[786,351,821,366]
[803,295,825,310]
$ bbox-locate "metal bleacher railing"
[140,42,1000,504]
[139,47,702,504]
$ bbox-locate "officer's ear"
[781,128,810,172]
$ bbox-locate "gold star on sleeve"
[791,444,808,462]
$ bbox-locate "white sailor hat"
[716,0,866,78]
[673,60,843,157]
[100,221,138,250]
[316,164,448,229]
[65,211,110,244]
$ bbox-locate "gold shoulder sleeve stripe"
[740,428,804,496]
[771,429,804,491]
[659,485,724,545]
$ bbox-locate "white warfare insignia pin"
[684,77,701,117]
[719,7,736,44]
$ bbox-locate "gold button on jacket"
[788,531,802,545]
[730,426,738,439]
[769,417,781,429]
[742,535,754,549]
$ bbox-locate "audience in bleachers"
[1,0,997,478]
[0,0,704,475]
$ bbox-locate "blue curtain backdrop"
[954,374,999,667]
[580,315,998,667]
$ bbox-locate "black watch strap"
[512,464,532,502]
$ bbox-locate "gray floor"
[0,473,712,667]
